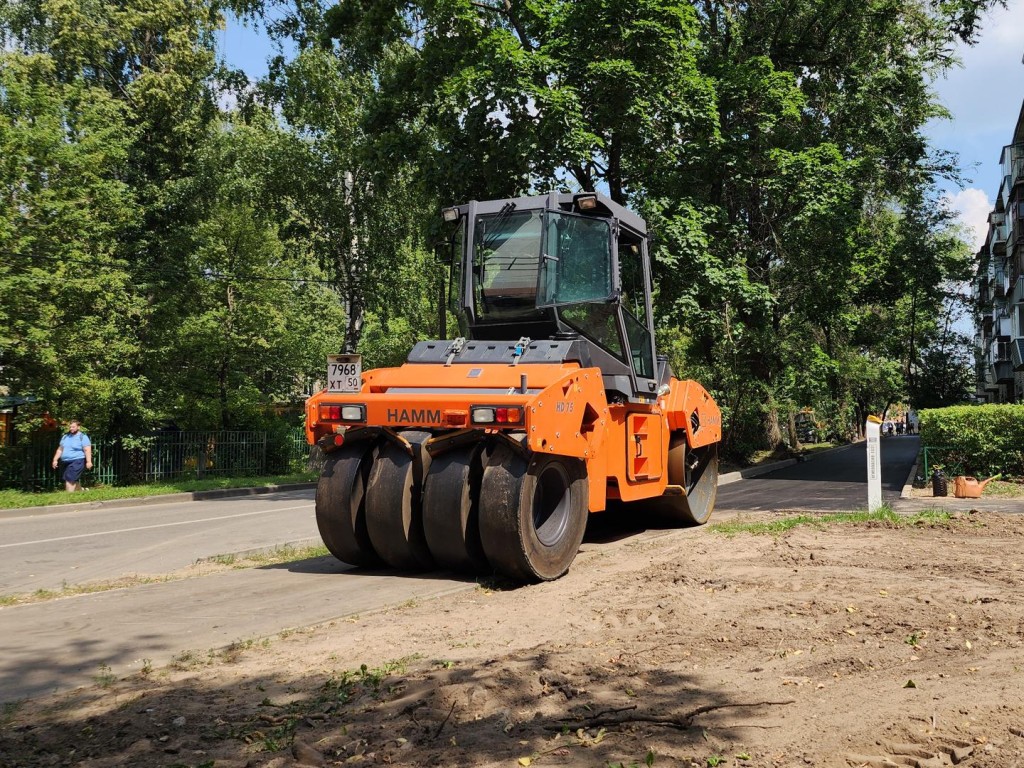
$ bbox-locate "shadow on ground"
[0,640,784,768]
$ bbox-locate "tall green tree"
[0,52,145,431]
[2,0,231,432]
[318,0,718,204]
[267,43,441,355]
[151,113,349,429]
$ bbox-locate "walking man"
[51,420,92,492]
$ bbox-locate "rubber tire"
[315,444,381,567]
[422,443,490,574]
[479,444,588,582]
[647,434,718,525]
[365,432,435,570]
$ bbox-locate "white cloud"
[944,187,991,250]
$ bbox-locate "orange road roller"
[306,192,721,582]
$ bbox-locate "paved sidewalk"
[895,495,1024,514]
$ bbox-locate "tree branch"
[544,700,796,732]
[470,0,535,52]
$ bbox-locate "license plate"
[327,354,362,393]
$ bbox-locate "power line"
[0,253,343,286]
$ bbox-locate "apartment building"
[973,100,1024,403]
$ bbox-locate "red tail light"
[471,406,523,425]
[320,404,342,421]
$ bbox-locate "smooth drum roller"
[682,442,718,524]
[364,431,434,570]
[315,443,381,567]
[422,443,490,573]
[478,443,589,582]
[647,432,718,525]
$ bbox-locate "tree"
[651,0,994,451]
[317,0,718,204]
[0,52,145,432]
[267,44,441,355]
[146,112,350,429]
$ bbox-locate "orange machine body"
[306,361,721,514]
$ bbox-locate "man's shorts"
[62,459,86,483]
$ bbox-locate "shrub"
[918,405,1024,477]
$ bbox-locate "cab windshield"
[473,210,545,322]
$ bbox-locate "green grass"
[0,472,316,510]
[709,506,952,536]
[978,479,1024,499]
[0,543,330,607]
[201,543,329,568]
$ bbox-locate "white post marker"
[865,415,882,512]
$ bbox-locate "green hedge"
[918,405,1024,477]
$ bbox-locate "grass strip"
[0,543,330,607]
[709,506,952,536]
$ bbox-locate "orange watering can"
[953,474,1001,499]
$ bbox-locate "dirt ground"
[4,508,1024,768]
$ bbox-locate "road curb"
[193,537,324,564]
[718,441,859,487]
[0,440,872,515]
[719,458,797,486]
[900,461,919,499]
[0,482,317,519]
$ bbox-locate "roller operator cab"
[306,192,721,582]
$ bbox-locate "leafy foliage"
[919,405,1024,476]
[0,0,1003,457]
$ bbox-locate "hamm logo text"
[386,408,442,424]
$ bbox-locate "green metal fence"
[0,428,314,491]
[921,446,966,479]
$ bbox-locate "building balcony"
[992,225,1008,253]
[1012,339,1024,371]
[998,174,1012,209]
[1012,275,1024,305]
[995,313,1013,339]
[984,366,1000,391]
[994,269,1008,296]
[994,360,1015,383]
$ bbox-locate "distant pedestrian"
[51,419,92,492]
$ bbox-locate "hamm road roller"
[305,192,720,582]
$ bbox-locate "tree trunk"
[764,405,783,449]
[787,409,801,451]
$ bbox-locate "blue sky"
[216,14,283,80]
[217,3,1023,249]
[927,0,1024,249]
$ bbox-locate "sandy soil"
[3,509,1024,768]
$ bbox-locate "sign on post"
[865,415,882,512]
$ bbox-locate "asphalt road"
[717,435,919,512]
[0,437,919,703]
[0,488,319,594]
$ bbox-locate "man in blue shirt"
[51,420,93,492]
